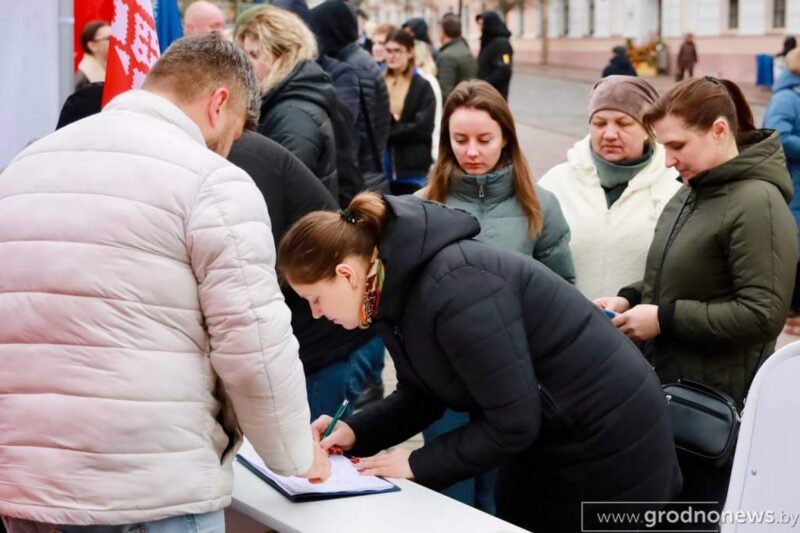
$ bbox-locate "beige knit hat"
[589,75,660,124]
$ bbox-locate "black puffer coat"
[313,1,391,192]
[347,195,681,532]
[257,60,339,199]
[478,11,513,99]
[228,131,373,374]
[317,55,364,207]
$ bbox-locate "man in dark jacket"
[436,14,478,100]
[476,11,513,100]
[312,0,391,193]
[602,45,637,77]
[227,131,376,419]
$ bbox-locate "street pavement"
[508,65,769,179]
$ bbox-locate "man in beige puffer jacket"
[0,34,328,531]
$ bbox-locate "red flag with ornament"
[102,0,161,107]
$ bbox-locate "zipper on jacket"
[478,183,485,199]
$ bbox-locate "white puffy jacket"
[539,136,681,301]
[0,91,313,525]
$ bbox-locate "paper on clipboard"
[237,440,398,501]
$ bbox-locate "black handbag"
[663,379,740,467]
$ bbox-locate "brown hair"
[80,20,109,54]
[441,14,462,39]
[373,23,396,39]
[642,77,755,143]
[143,33,260,128]
[424,80,543,236]
[278,193,388,284]
[385,29,416,75]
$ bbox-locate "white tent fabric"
[722,341,800,531]
[0,3,65,169]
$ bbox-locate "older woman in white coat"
[539,76,680,301]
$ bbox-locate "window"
[774,0,786,28]
[518,2,525,36]
[563,0,570,36]
[589,0,595,36]
[728,0,738,29]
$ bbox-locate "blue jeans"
[2,509,224,533]
[305,336,384,420]
[356,336,385,388]
[423,409,497,514]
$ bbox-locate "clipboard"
[236,441,400,502]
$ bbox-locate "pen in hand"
[323,398,349,439]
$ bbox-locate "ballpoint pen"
[323,398,349,438]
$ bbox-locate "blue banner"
[153,0,183,53]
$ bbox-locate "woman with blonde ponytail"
[278,192,681,533]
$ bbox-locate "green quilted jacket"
[621,130,797,406]
[420,166,575,282]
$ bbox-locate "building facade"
[361,0,800,82]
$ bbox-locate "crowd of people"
[2,2,800,533]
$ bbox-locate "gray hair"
[144,33,260,128]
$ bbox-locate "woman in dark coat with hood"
[234,5,340,198]
[278,193,682,532]
[602,45,637,77]
[477,11,513,99]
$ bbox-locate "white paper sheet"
[238,440,395,496]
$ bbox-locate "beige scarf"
[385,70,412,120]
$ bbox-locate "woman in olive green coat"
[596,76,797,510]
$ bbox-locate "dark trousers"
[676,66,694,81]
[494,461,582,533]
[673,451,734,531]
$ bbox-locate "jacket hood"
[312,1,358,56]
[261,60,337,117]
[480,11,511,43]
[273,0,315,31]
[608,54,633,69]
[773,68,800,92]
[377,195,480,322]
[691,129,793,202]
[403,18,431,44]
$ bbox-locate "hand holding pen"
[311,399,356,455]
